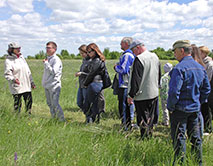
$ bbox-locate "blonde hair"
[78,44,87,53]
[199,46,210,56]
[191,45,205,67]
[86,43,105,62]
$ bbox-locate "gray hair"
[183,47,192,54]
[121,37,133,46]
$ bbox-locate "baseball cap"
[129,39,144,50]
[172,40,191,51]
[8,42,21,49]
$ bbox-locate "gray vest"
[129,50,159,101]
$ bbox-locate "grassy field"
[0,59,212,166]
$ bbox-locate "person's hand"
[14,78,20,85]
[75,72,81,77]
[114,64,117,71]
[43,59,47,63]
[31,82,36,89]
[127,97,133,105]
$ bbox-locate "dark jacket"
[83,56,105,87]
[79,57,89,88]
[208,75,213,109]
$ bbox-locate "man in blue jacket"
[114,37,135,129]
[167,40,211,166]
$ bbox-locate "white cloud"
[0,0,213,57]
[0,0,6,7]
[7,0,33,13]
[203,17,213,28]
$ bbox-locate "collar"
[123,49,135,57]
[123,49,133,54]
[180,55,193,62]
[47,53,56,60]
[11,53,21,58]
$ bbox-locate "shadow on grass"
[63,107,81,112]
[111,123,171,141]
[101,111,118,120]
[153,124,171,139]
[64,106,119,120]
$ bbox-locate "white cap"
[8,42,21,49]
[164,63,173,73]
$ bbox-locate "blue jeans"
[170,110,202,166]
[77,87,87,110]
[45,87,65,121]
[198,112,204,137]
[118,88,134,127]
[83,82,103,122]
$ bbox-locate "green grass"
[0,59,212,166]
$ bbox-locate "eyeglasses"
[88,50,95,54]
[46,47,53,50]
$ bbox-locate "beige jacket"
[128,50,159,101]
[4,54,34,94]
[203,56,213,81]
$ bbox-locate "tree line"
[28,47,177,60]
[1,47,213,60]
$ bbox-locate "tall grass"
[0,59,212,166]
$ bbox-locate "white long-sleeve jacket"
[4,54,34,94]
[42,53,62,90]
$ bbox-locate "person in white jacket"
[42,41,65,121]
[4,42,36,114]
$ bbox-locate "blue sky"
[0,0,213,57]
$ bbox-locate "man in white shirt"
[42,41,65,121]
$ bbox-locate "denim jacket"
[167,56,211,113]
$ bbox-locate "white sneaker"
[203,133,210,136]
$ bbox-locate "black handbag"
[102,65,112,89]
[112,73,119,95]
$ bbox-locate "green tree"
[70,53,75,59]
[35,50,45,59]
[0,54,7,59]
[151,47,175,60]
[27,55,35,59]
[60,49,70,59]
[75,53,81,59]
[103,48,110,59]
[57,54,63,59]
[108,51,121,59]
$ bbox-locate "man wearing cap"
[127,39,161,138]
[167,40,210,165]
[114,37,135,129]
[42,41,65,122]
[4,42,36,114]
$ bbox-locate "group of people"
[4,39,213,166]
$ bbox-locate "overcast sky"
[0,0,213,57]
